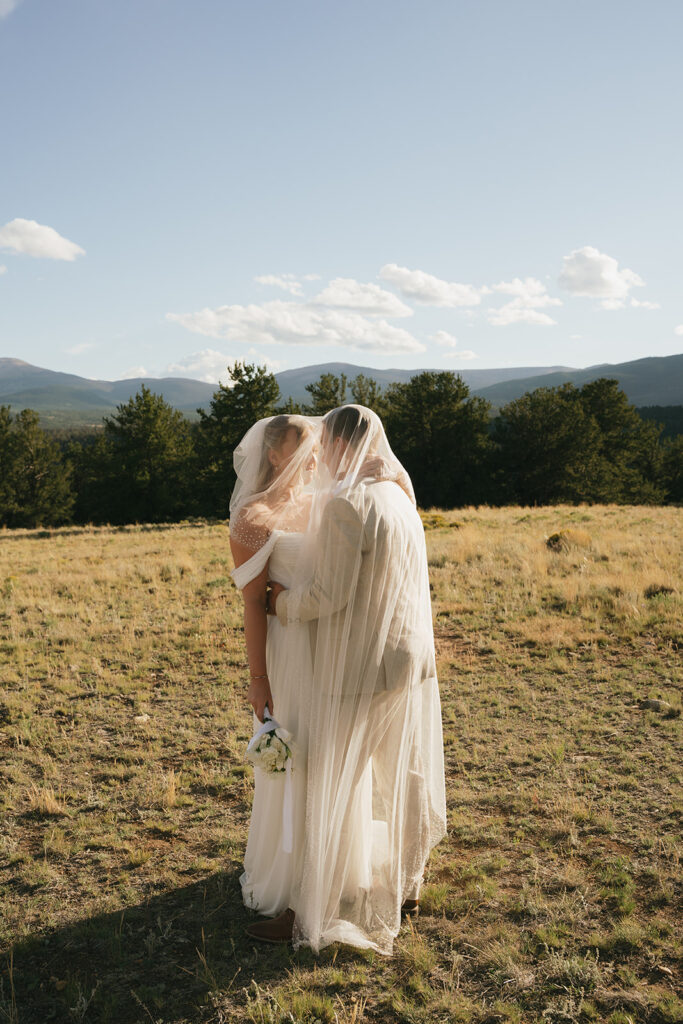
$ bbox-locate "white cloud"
[379,263,487,307]
[558,246,644,306]
[0,218,85,261]
[630,298,661,310]
[443,349,478,360]
[166,349,234,383]
[166,348,281,383]
[66,342,96,355]
[433,330,459,348]
[122,366,150,379]
[0,0,22,19]
[489,306,558,326]
[0,265,6,275]
[302,273,321,281]
[675,325,683,336]
[167,300,425,354]
[255,274,303,296]
[492,277,562,308]
[311,278,413,317]
[432,331,477,358]
[245,348,283,372]
[488,276,561,327]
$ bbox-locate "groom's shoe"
[245,907,295,944]
[401,899,420,919]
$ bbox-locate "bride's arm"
[230,534,273,722]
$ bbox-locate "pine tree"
[578,378,665,503]
[73,386,195,524]
[492,384,602,504]
[302,373,347,415]
[349,374,386,415]
[384,372,492,507]
[0,407,74,528]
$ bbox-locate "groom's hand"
[266,581,286,616]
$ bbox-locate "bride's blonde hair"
[253,414,311,496]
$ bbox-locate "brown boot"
[245,907,295,944]
[401,899,420,918]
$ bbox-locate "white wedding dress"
[231,530,312,916]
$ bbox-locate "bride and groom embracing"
[229,404,446,955]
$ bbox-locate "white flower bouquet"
[246,710,294,775]
[246,710,295,852]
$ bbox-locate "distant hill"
[1,353,681,427]
[274,361,575,404]
[0,358,574,426]
[0,359,216,427]
[471,353,683,409]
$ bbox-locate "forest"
[1,363,682,528]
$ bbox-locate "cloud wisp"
[65,342,97,356]
[165,348,280,383]
[0,0,22,20]
[311,278,413,318]
[167,299,425,354]
[558,246,645,309]
[379,263,488,307]
[254,274,304,296]
[488,276,562,327]
[433,330,477,359]
[0,218,85,261]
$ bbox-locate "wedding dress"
[232,529,312,916]
[275,406,447,955]
[230,409,446,955]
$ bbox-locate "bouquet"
[246,710,294,775]
[246,710,295,852]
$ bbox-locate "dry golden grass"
[0,506,681,1024]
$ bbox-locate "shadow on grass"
[2,869,329,1024]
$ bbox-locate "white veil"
[277,406,447,954]
[229,414,320,552]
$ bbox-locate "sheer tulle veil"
[229,414,321,549]
[283,406,447,954]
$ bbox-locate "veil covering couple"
[229,405,446,955]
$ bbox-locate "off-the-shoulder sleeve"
[231,532,277,590]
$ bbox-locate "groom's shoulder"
[347,480,417,523]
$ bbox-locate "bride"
[230,407,446,954]
[229,413,318,916]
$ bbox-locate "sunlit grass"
[0,506,681,1023]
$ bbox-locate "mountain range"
[0,353,681,427]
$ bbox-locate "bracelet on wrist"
[250,672,268,680]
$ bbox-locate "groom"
[247,404,444,946]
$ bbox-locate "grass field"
[0,506,681,1024]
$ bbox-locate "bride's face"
[269,427,317,487]
[269,427,301,475]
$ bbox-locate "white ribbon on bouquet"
[246,710,294,854]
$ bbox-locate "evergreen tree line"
[1,362,681,529]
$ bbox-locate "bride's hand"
[248,676,274,722]
[266,581,286,615]
[359,455,387,479]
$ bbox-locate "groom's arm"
[276,496,364,626]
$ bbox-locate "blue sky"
[1,0,682,383]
